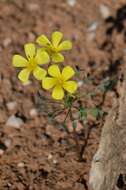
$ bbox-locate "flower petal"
[52,53,64,63]
[58,40,72,51]
[48,65,61,78]
[33,66,47,80]
[35,49,50,65]
[52,85,64,100]
[36,35,51,46]
[24,43,36,59]
[52,31,63,47]
[42,77,56,89]
[63,81,77,93]
[18,68,31,83]
[12,55,28,67]
[62,66,75,81]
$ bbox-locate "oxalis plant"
[12,31,103,161]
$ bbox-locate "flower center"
[49,44,59,53]
[56,77,64,86]
[28,58,37,71]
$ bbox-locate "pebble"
[88,21,99,32]
[29,108,38,118]
[0,149,4,156]
[48,153,53,160]
[28,3,40,11]
[6,101,17,111]
[53,159,58,164]
[6,115,24,128]
[99,4,110,19]
[3,38,11,47]
[17,162,25,168]
[78,80,83,87]
[4,138,12,148]
[67,0,76,7]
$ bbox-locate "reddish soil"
[0,0,126,189]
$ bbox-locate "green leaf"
[98,77,118,92]
[72,120,77,129]
[90,108,99,119]
[62,122,68,130]
[89,107,104,120]
[79,106,87,120]
[64,95,73,108]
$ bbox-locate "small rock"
[6,101,17,111]
[48,154,53,160]
[17,162,25,168]
[6,115,24,128]
[0,110,6,123]
[67,0,76,7]
[88,21,99,32]
[4,138,12,148]
[99,4,110,19]
[3,38,11,47]
[53,159,58,164]
[29,108,38,118]
[78,80,83,87]
[0,149,4,156]
[28,3,39,11]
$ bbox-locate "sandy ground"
[0,0,126,189]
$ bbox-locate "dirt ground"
[0,0,126,189]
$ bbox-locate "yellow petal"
[24,43,36,59]
[58,40,72,51]
[33,66,47,80]
[42,77,56,89]
[52,85,64,100]
[12,55,28,67]
[63,81,77,93]
[52,53,64,63]
[35,49,50,65]
[18,68,31,83]
[36,35,51,46]
[52,31,63,47]
[48,65,61,78]
[62,66,75,81]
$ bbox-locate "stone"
[48,154,53,160]
[0,149,4,156]
[88,21,99,32]
[6,115,24,128]
[67,0,76,7]
[99,4,110,19]
[28,3,39,11]
[29,108,38,118]
[17,162,25,168]
[78,80,83,87]
[3,38,11,47]
[4,138,12,148]
[6,101,17,111]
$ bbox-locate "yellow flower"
[12,43,50,83]
[36,31,72,63]
[42,65,77,100]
